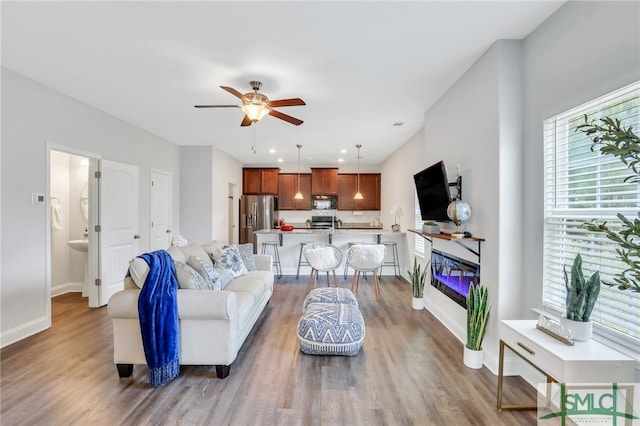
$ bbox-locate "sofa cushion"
[224,275,267,302]
[174,261,209,290]
[187,256,221,291]
[180,244,213,268]
[129,257,149,288]
[202,240,224,258]
[211,245,249,278]
[167,245,186,263]
[232,243,257,271]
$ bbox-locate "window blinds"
[543,81,640,349]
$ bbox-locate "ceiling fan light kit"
[195,80,305,127]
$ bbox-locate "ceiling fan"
[194,81,305,126]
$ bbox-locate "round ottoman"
[302,287,358,312]
[297,302,365,356]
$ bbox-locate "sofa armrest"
[107,288,238,321]
[253,254,273,271]
[177,289,237,320]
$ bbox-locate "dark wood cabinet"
[338,173,381,210]
[278,173,311,210]
[311,168,339,195]
[242,168,280,195]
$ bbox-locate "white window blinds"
[543,81,640,350]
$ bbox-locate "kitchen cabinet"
[243,168,280,195]
[278,173,311,210]
[338,173,381,210]
[311,168,339,195]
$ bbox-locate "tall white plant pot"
[463,346,483,369]
[560,318,593,341]
[412,297,424,310]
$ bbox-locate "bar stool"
[261,241,282,279]
[379,241,400,279]
[296,242,313,279]
[344,242,372,279]
[347,244,386,301]
[303,243,343,290]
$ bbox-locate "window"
[543,81,640,351]
[414,191,425,254]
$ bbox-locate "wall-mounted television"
[413,160,452,222]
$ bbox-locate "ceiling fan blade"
[269,109,303,126]
[220,86,249,102]
[194,105,240,108]
[267,98,306,108]
[240,115,253,127]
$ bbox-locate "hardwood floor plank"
[1,277,539,425]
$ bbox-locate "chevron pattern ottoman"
[297,300,365,356]
[301,287,359,312]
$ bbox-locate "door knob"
[134,234,141,239]
[166,230,171,234]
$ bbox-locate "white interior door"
[150,170,172,251]
[91,159,139,307]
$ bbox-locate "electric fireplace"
[430,249,480,309]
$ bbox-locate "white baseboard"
[51,282,83,297]
[1,315,50,348]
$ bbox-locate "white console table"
[497,319,636,411]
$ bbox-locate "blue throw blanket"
[137,250,180,387]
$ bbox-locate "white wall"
[211,147,243,244]
[379,1,639,375]
[1,68,181,346]
[521,1,640,319]
[380,129,425,280]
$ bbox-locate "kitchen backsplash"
[278,210,383,228]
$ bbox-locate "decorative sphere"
[447,200,471,225]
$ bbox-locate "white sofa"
[107,243,274,379]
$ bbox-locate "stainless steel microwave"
[312,195,337,210]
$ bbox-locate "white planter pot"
[411,297,424,310]
[560,318,593,341]
[463,346,483,369]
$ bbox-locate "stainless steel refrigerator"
[239,195,278,252]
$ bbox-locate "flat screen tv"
[414,160,452,222]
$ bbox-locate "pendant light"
[294,144,303,200]
[354,144,364,200]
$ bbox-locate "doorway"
[49,150,91,298]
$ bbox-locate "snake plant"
[563,254,601,322]
[408,258,428,298]
[466,282,490,351]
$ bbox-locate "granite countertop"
[255,228,401,235]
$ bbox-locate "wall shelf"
[408,229,484,260]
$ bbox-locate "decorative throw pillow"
[211,246,249,278]
[232,243,256,271]
[214,262,234,289]
[187,256,222,290]
[174,261,208,290]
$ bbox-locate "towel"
[137,250,180,387]
[51,198,63,230]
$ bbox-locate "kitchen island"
[254,228,407,278]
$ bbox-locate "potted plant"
[422,221,440,234]
[408,258,428,310]
[562,254,600,341]
[579,116,640,293]
[464,282,490,369]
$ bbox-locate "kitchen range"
[310,215,336,229]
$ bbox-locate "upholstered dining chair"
[347,244,386,301]
[302,243,343,290]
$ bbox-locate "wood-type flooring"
[1,275,539,425]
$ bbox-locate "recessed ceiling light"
[277,158,283,163]
[340,149,347,154]
[338,158,344,163]
[269,148,276,154]
[393,122,404,127]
